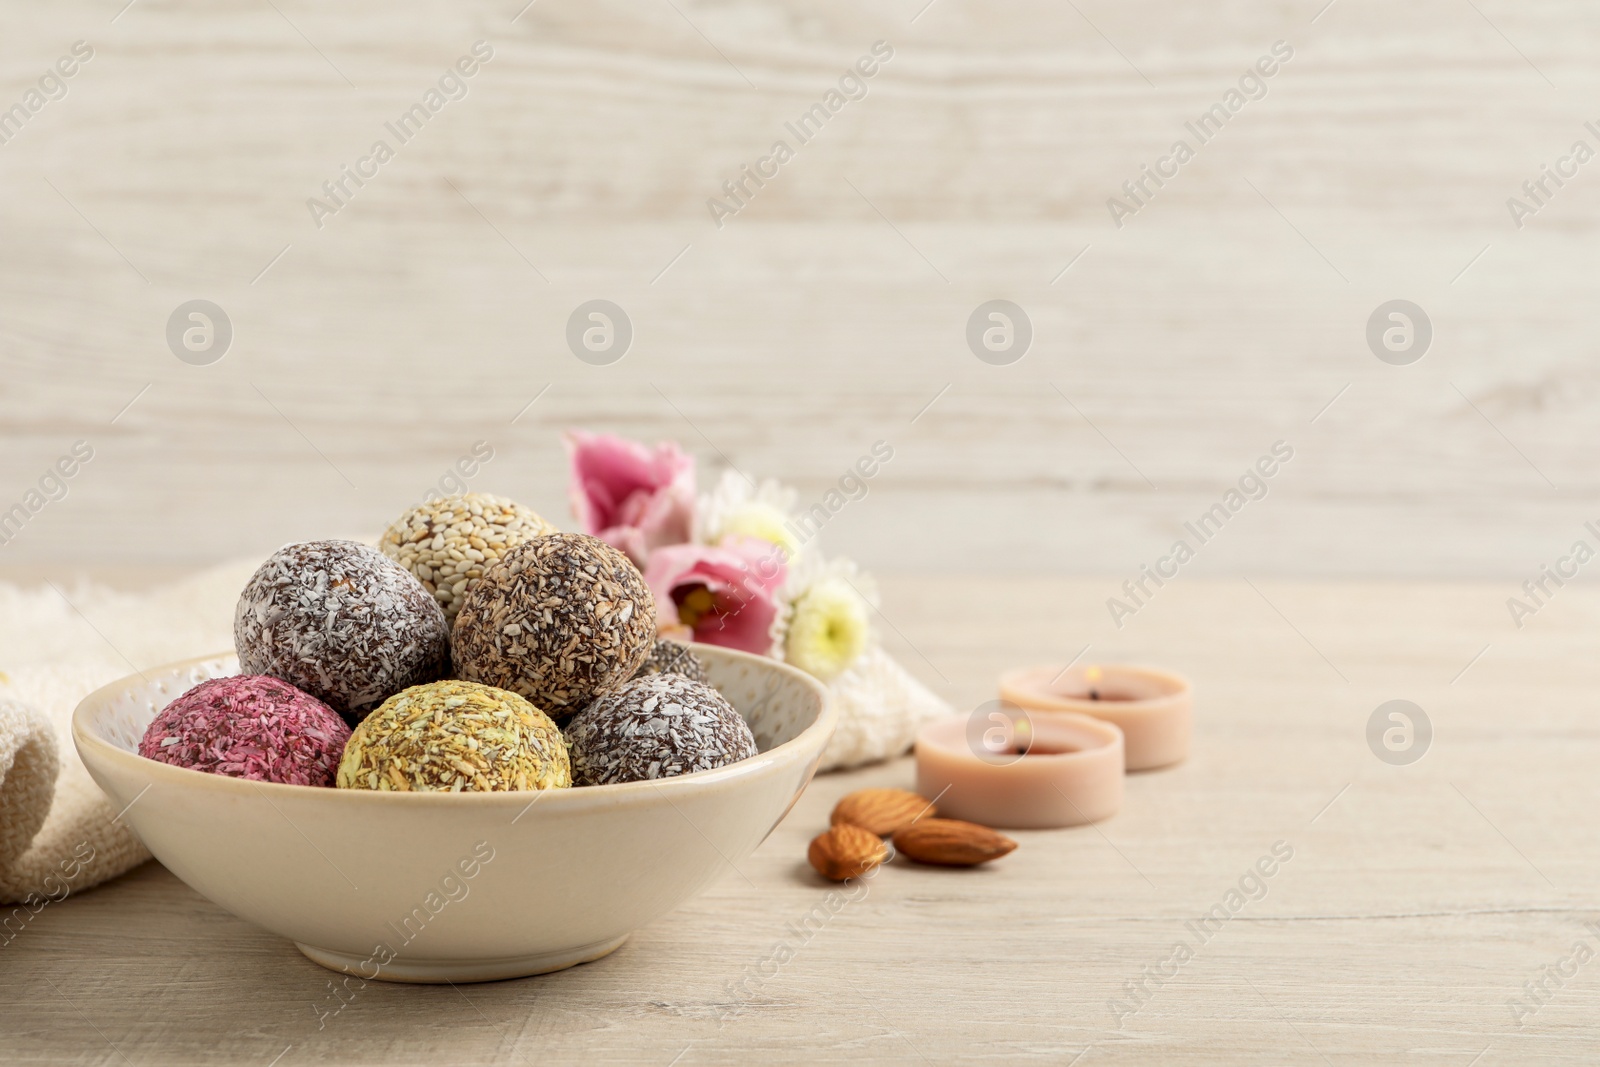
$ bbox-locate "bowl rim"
[72,646,836,808]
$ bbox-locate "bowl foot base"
[294,934,629,984]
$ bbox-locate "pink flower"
[644,539,788,655]
[565,430,696,568]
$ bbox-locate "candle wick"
[1089,688,1100,701]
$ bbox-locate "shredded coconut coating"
[631,638,709,685]
[138,675,351,787]
[378,493,557,628]
[565,674,758,786]
[234,540,450,724]
[451,533,657,714]
[337,680,570,792]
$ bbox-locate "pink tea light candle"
[1000,663,1192,772]
[914,711,1124,830]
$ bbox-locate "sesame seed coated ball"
[336,680,570,792]
[234,540,450,725]
[630,638,709,685]
[378,493,558,628]
[450,533,657,715]
[565,674,758,786]
[138,675,350,787]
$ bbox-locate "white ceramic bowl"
[73,647,833,983]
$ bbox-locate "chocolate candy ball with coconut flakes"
[235,540,450,724]
[565,674,758,786]
[337,680,570,792]
[451,533,656,715]
[379,492,558,628]
[630,638,709,685]
[139,675,350,787]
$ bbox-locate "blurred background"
[1,0,1593,583]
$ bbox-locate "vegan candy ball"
[337,680,570,792]
[234,540,450,724]
[138,675,350,787]
[379,492,557,628]
[565,673,757,786]
[630,638,709,685]
[451,533,656,715]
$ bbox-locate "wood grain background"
[2,0,1598,584]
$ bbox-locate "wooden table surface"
[4,571,1598,1065]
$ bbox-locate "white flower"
[694,468,879,665]
[696,470,800,552]
[786,553,877,611]
[785,577,871,681]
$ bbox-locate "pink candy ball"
[138,675,351,787]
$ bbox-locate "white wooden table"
[3,572,1597,1064]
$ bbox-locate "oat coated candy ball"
[565,674,757,786]
[630,638,709,685]
[234,540,450,725]
[450,533,656,715]
[138,675,350,787]
[337,680,570,792]
[378,493,557,628]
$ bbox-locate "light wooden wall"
[1,0,1596,579]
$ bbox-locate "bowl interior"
[90,655,237,753]
[84,647,824,763]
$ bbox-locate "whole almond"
[892,818,1017,867]
[830,788,935,836]
[808,824,889,881]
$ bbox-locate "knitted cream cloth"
[817,645,952,772]
[0,560,256,905]
[0,559,948,904]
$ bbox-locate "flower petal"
[643,542,785,655]
[565,429,697,567]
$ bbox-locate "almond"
[807,823,889,881]
[892,818,1017,867]
[830,788,935,836]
